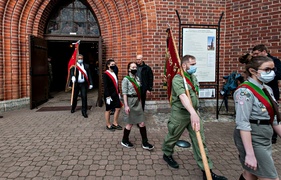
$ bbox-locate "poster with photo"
[182,28,217,82]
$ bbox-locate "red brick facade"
[0,0,281,103]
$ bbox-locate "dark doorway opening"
[47,41,99,93]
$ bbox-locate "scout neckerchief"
[238,81,274,123]
[76,64,90,87]
[177,72,199,95]
[125,76,141,100]
[104,70,123,107]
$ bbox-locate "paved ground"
[0,90,280,180]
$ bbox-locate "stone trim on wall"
[0,98,29,112]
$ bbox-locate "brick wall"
[0,0,280,102]
[225,0,281,77]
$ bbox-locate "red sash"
[177,72,197,94]
[238,82,274,123]
[105,71,123,107]
[105,71,119,94]
[76,66,90,87]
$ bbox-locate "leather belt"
[127,94,138,97]
[249,120,270,125]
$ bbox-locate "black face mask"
[109,66,115,70]
[130,69,137,75]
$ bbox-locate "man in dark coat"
[252,44,281,144]
[136,54,154,111]
[70,54,93,118]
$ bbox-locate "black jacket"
[137,62,153,91]
[103,71,120,98]
[70,63,93,86]
[267,54,281,100]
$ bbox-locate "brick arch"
[2,0,24,100]
[0,1,5,100]
[0,0,156,100]
[19,0,48,100]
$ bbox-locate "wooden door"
[29,35,48,109]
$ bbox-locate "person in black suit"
[70,54,93,118]
[103,59,122,131]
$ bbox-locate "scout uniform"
[233,77,279,179]
[121,74,144,124]
[162,72,214,170]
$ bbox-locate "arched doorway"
[29,0,103,108]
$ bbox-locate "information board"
[182,28,217,82]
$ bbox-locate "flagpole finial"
[72,40,81,45]
[166,26,170,33]
[166,23,171,32]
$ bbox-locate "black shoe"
[202,170,228,180]
[71,109,75,113]
[121,141,133,148]
[0,115,3,118]
[163,154,179,168]
[111,124,123,130]
[82,112,88,118]
[142,142,154,150]
[239,174,246,180]
[106,126,115,131]
[272,138,277,144]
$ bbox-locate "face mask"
[258,70,275,83]
[78,60,83,64]
[110,65,115,70]
[130,69,137,75]
[187,65,197,74]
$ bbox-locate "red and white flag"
[65,43,79,92]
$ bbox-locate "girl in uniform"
[234,54,281,180]
[121,62,154,150]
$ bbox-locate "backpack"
[221,71,243,96]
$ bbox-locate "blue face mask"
[258,70,275,83]
[187,65,197,74]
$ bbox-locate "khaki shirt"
[170,74,199,113]
[234,77,278,131]
[122,75,141,95]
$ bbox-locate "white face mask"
[78,60,83,64]
[257,70,275,83]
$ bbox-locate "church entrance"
[47,40,100,93]
[29,0,104,109]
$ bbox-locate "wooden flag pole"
[70,40,80,105]
[169,29,212,180]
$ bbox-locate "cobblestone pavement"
[0,90,280,180]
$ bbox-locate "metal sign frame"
[175,10,224,119]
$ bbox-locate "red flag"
[164,28,181,101]
[65,43,79,92]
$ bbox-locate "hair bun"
[239,53,252,64]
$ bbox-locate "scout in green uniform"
[162,55,227,180]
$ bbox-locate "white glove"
[71,76,76,83]
[89,85,93,89]
[106,97,113,105]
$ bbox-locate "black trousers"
[72,82,88,113]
